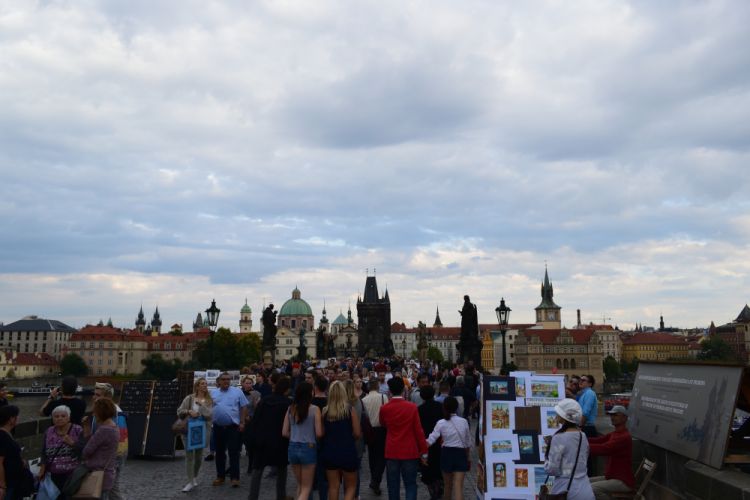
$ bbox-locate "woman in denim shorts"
[282,382,323,500]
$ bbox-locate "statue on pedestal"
[261,304,277,360]
[457,295,481,367]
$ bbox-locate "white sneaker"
[192,478,198,486]
[182,482,195,492]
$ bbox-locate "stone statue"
[316,327,326,359]
[458,295,481,366]
[261,303,277,348]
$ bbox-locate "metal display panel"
[628,361,743,469]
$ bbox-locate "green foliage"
[697,335,741,362]
[602,355,621,381]
[60,353,88,377]
[504,361,518,372]
[193,329,262,370]
[620,357,639,375]
[6,369,15,379]
[141,354,183,380]
[427,346,444,364]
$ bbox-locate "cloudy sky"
[1,0,748,332]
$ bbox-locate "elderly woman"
[82,399,120,500]
[544,399,594,500]
[39,405,84,495]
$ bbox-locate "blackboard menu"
[119,381,154,414]
[151,381,181,415]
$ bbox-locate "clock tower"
[535,266,562,329]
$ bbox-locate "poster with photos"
[487,401,516,432]
[485,437,519,463]
[509,371,533,402]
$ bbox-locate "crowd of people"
[0,376,127,500]
[177,357,482,500]
[0,359,637,500]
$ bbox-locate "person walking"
[417,386,443,500]
[210,372,248,488]
[177,377,213,492]
[249,376,292,500]
[82,399,120,500]
[544,399,595,500]
[39,405,84,495]
[283,382,323,500]
[241,375,261,475]
[344,380,365,498]
[379,377,428,500]
[320,381,360,500]
[425,397,471,500]
[362,379,388,495]
[91,382,128,500]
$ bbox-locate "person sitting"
[588,405,635,500]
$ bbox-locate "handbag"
[72,469,105,499]
[538,431,583,500]
[37,474,61,500]
[172,395,193,434]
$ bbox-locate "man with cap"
[587,405,635,500]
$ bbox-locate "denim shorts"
[288,441,317,465]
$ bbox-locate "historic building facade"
[514,327,605,383]
[239,299,253,333]
[0,316,76,360]
[621,332,691,363]
[274,287,317,361]
[66,325,208,376]
[357,276,393,356]
[535,267,562,328]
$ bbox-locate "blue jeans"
[386,459,418,500]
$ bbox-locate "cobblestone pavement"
[121,420,481,499]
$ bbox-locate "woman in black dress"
[418,385,444,500]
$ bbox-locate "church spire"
[433,306,443,328]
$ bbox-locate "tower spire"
[433,306,443,328]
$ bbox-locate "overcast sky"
[1,0,748,332]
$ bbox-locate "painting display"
[481,372,565,499]
[485,376,517,401]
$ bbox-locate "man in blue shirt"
[211,372,248,487]
[576,374,599,475]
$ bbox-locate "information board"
[628,362,743,469]
[119,380,181,457]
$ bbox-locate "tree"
[426,346,444,364]
[697,335,741,362]
[60,353,88,377]
[141,354,182,380]
[193,329,262,370]
[602,355,621,381]
[504,361,518,372]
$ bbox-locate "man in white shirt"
[363,379,389,495]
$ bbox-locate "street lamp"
[495,297,511,374]
[205,299,221,368]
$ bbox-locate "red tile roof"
[4,352,58,366]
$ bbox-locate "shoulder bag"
[172,395,193,435]
[539,431,583,500]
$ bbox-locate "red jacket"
[379,397,428,460]
[588,427,635,489]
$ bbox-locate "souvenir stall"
[476,371,566,499]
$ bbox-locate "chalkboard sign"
[151,381,180,415]
[119,381,154,414]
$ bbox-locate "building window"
[556,359,562,369]
[563,359,569,369]
[571,359,576,369]
[291,320,296,328]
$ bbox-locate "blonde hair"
[343,379,357,404]
[323,381,350,421]
[193,377,212,404]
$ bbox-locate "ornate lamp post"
[205,299,221,368]
[495,297,511,374]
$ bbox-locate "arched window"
[556,359,562,369]
[563,359,569,369]
[571,358,576,369]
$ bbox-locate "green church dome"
[241,299,252,314]
[332,313,348,325]
[279,287,313,317]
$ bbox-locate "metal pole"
[209,328,215,368]
[501,328,508,374]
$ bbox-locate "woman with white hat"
[542,398,594,499]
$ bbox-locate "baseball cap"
[606,405,628,416]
